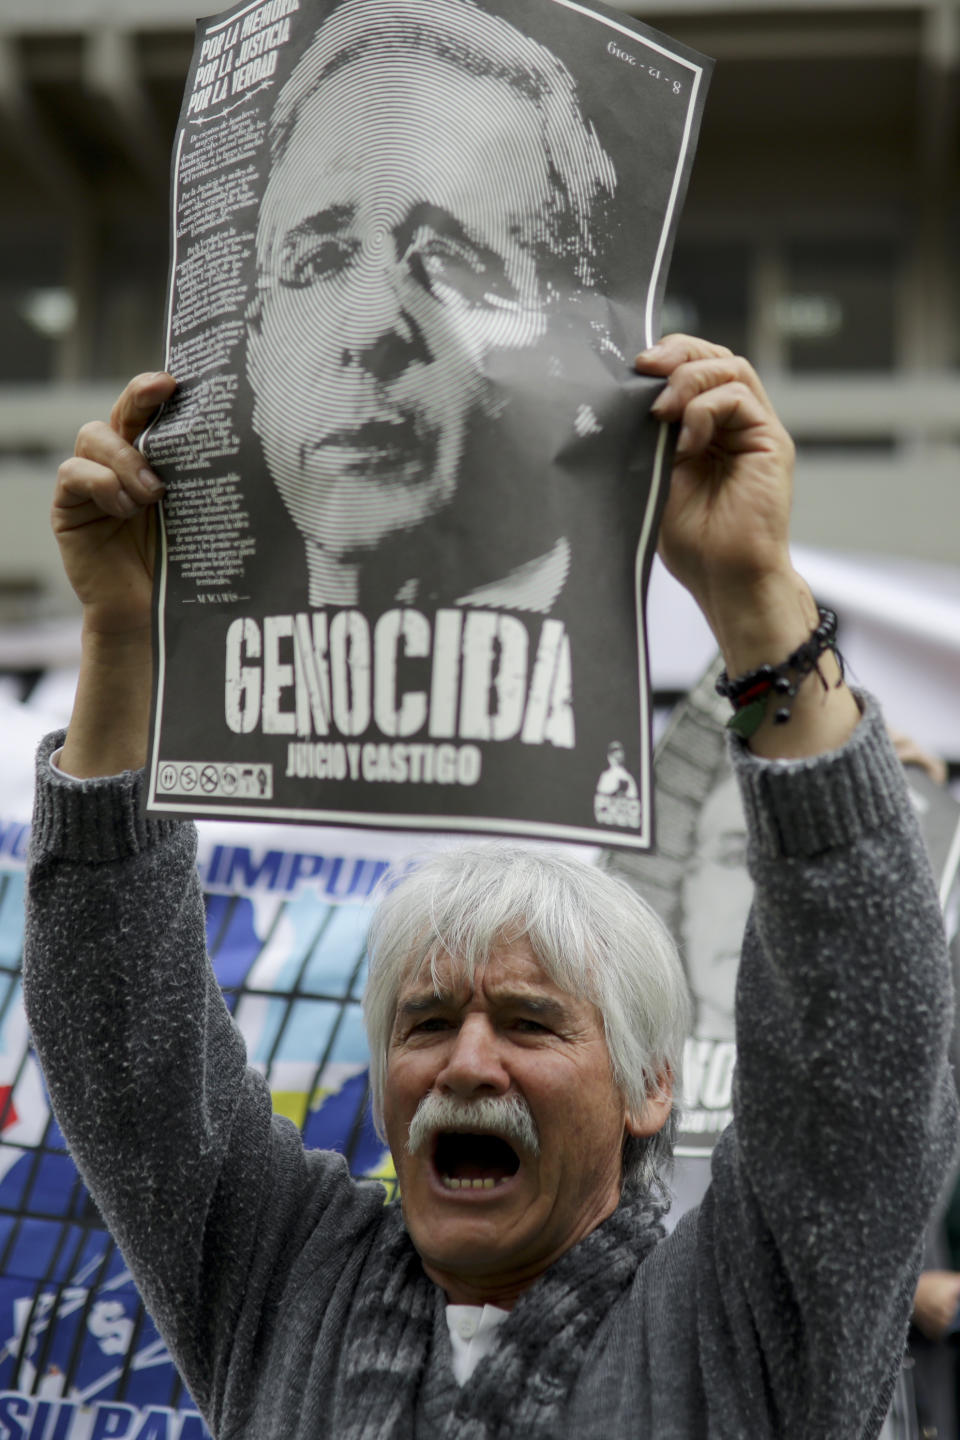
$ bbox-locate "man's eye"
[512,1018,550,1035]
[412,239,517,309]
[278,234,360,288]
[411,1017,453,1034]
[422,240,484,281]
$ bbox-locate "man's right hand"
[53,372,174,635]
[54,373,175,779]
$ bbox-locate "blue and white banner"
[0,773,400,1435]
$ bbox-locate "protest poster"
[141,0,712,849]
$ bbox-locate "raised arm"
[28,373,385,1429]
[51,371,174,776]
[637,334,860,756]
[636,336,958,1436]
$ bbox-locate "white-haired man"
[26,335,957,1437]
[244,0,629,612]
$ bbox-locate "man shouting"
[26,331,958,1436]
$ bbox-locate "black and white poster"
[142,0,712,846]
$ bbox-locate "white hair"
[363,844,691,1192]
[265,0,617,288]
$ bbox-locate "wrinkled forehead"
[259,56,565,278]
[395,934,597,1012]
[276,1,560,123]
[280,61,551,192]
[275,37,555,163]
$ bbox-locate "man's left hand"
[637,334,860,758]
[636,334,795,636]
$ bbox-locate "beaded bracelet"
[715,606,844,738]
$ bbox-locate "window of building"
[662,242,751,358]
[94,222,170,380]
[780,241,900,373]
[0,226,69,383]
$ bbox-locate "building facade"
[0,0,957,612]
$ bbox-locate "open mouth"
[433,1132,521,1192]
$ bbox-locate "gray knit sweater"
[23,697,959,1438]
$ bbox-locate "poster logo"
[593,740,641,828]
[158,760,273,800]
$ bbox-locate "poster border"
[144,0,707,848]
[146,421,672,850]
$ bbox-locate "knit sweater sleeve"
[695,694,959,1437]
[21,734,382,1433]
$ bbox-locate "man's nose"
[341,294,434,385]
[436,1016,510,1099]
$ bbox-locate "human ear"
[625,1074,674,1139]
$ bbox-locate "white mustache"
[407,1092,540,1157]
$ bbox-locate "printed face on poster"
[143,0,712,846]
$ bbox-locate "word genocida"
[223,609,575,747]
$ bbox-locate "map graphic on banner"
[142,0,712,850]
[0,811,398,1438]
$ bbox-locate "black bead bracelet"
[715,607,844,738]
